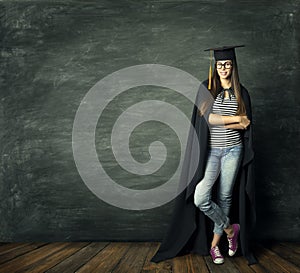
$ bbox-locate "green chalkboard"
[0,0,299,242]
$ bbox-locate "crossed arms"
[208,114,251,130]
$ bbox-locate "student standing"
[151,45,257,265]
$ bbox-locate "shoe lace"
[214,246,221,256]
[228,237,233,248]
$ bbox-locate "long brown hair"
[199,58,246,116]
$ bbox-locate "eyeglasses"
[216,62,232,69]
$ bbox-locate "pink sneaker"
[210,246,224,264]
[227,223,240,256]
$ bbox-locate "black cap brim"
[204,45,245,51]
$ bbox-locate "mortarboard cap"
[204,45,245,60]
[204,45,245,89]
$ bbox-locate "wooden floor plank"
[190,254,211,273]
[172,255,189,273]
[46,242,108,273]
[231,256,262,273]
[0,242,67,273]
[111,242,152,273]
[248,263,269,273]
[281,242,300,255]
[0,241,298,272]
[268,242,300,268]
[247,259,268,273]
[141,242,172,273]
[204,256,240,273]
[254,244,300,273]
[0,242,32,255]
[0,242,47,264]
[172,253,210,273]
[75,242,130,273]
[24,242,89,273]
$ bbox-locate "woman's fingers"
[240,115,250,128]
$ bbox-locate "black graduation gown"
[151,79,258,265]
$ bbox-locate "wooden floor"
[0,241,299,273]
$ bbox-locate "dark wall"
[0,0,299,242]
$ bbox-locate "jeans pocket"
[228,144,243,157]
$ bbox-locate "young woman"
[151,45,257,266]
[194,45,251,264]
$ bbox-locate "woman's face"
[216,59,233,80]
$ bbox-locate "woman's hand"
[239,115,251,129]
[224,115,250,130]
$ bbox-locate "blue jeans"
[194,143,243,235]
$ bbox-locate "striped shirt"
[208,90,242,148]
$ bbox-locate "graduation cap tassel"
[208,49,213,90]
